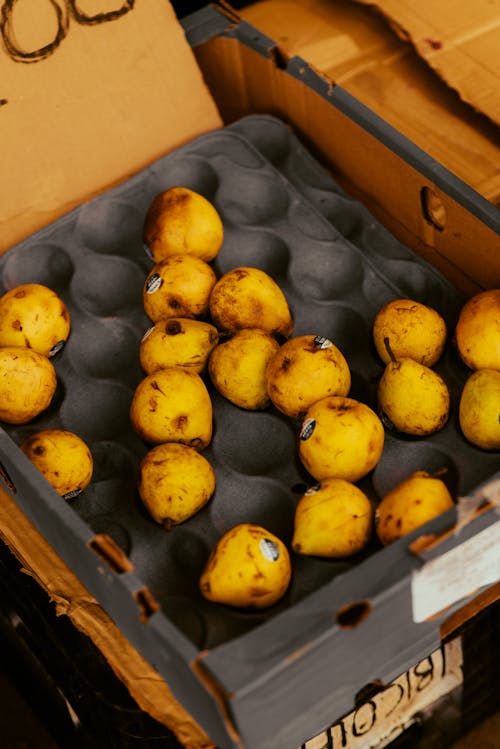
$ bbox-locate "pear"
[298,396,385,482]
[138,443,215,528]
[292,478,373,558]
[130,367,212,448]
[21,430,93,500]
[455,289,500,371]
[0,347,57,424]
[143,254,216,323]
[200,524,291,609]
[459,369,500,450]
[376,470,455,545]
[0,283,71,357]
[209,266,293,337]
[373,298,447,366]
[140,318,219,375]
[266,334,351,418]
[377,338,450,436]
[143,186,224,263]
[208,328,280,410]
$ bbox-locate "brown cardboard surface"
[352,0,500,128]
[0,0,222,256]
[0,485,215,749]
[240,0,500,206]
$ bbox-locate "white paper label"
[411,519,500,623]
[300,639,463,749]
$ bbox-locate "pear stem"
[384,336,398,365]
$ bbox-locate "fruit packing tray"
[0,114,498,749]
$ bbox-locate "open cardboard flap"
[240,0,500,205]
[0,0,222,256]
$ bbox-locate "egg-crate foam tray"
[0,114,498,749]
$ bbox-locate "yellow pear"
[0,283,71,357]
[130,367,212,448]
[138,443,215,528]
[209,267,293,337]
[200,524,291,609]
[373,298,447,366]
[21,429,93,499]
[377,339,450,436]
[292,478,373,558]
[143,186,224,263]
[208,328,280,410]
[266,334,351,418]
[455,289,500,371]
[459,369,500,450]
[298,396,385,482]
[143,254,216,323]
[0,347,57,424]
[376,471,455,545]
[140,318,219,375]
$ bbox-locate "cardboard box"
[0,4,499,749]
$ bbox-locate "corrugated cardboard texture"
[240,0,500,206]
[0,0,222,256]
[352,0,500,128]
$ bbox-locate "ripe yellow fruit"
[200,523,291,609]
[298,396,385,482]
[0,347,57,424]
[208,328,280,410]
[292,478,373,558]
[138,442,215,528]
[373,298,447,366]
[377,354,450,436]
[455,289,500,371]
[0,283,70,357]
[376,471,455,545]
[20,429,93,499]
[459,369,500,450]
[140,318,219,375]
[143,186,224,263]
[266,334,351,418]
[209,267,293,337]
[130,367,212,448]
[143,254,216,323]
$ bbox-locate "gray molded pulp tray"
[0,14,499,748]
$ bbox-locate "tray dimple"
[0,115,498,655]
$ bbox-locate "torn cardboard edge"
[351,0,500,128]
[0,484,215,749]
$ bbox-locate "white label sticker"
[260,538,280,562]
[411,519,500,623]
[300,639,463,749]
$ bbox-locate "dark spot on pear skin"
[166,320,182,335]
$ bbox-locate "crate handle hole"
[134,587,160,624]
[0,461,16,493]
[336,600,371,629]
[88,534,134,575]
[420,186,446,231]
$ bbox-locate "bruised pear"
[200,524,291,609]
[143,254,216,323]
[140,318,219,375]
[376,471,454,545]
[373,298,447,366]
[0,283,70,357]
[459,369,500,450]
[130,367,212,448]
[208,328,279,410]
[209,267,293,337]
[377,338,450,436]
[298,396,385,482]
[143,186,224,263]
[21,429,93,499]
[266,334,351,418]
[138,442,215,528]
[0,347,57,424]
[292,478,373,558]
[455,289,500,371]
